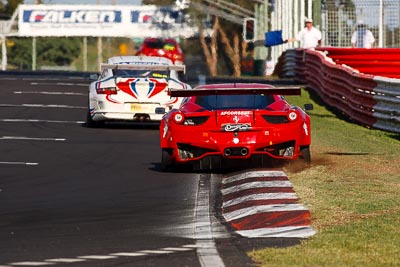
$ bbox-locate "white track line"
[0,104,85,109]
[195,174,225,267]
[162,247,194,251]
[9,262,54,266]
[136,250,174,254]
[0,162,39,166]
[109,252,147,257]
[77,255,117,260]
[5,244,196,266]
[14,91,85,96]
[29,82,88,86]
[0,136,66,141]
[0,119,84,124]
[45,259,86,263]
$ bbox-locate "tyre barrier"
[220,170,316,238]
[276,48,400,134]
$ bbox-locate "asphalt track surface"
[0,74,301,267]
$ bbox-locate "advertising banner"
[19,5,198,38]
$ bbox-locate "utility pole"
[1,34,6,70]
[97,0,102,71]
[378,0,383,47]
[32,0,41,70]
[32,37,36,70]
[83,37,87,71]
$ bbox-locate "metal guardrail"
[276,48,400,134]
[373,77,400,133]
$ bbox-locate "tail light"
[173,54,183,60]
[96,87,117,95]
[287,111,298,121]
[172,112,185,124]
[183,116,209,126]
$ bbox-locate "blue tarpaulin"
[265,30,284,47]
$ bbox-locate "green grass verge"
[249,89,400,267]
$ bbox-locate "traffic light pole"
[1,34,6,70]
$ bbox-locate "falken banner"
[19,5,198,38]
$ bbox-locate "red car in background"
[136,37,184,65]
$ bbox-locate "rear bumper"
[92,111,164,122]
[171,139,301,163]
[172,154,290,171]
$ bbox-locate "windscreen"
[195,94,275,110]
[146,40,165,49]
[113,69,169,79]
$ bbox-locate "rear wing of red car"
[101,63,186,73]
[169,84,301,97]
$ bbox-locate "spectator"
[289,18,322,49]
[351,21,375,48]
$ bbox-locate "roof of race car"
[169,83,301,97]
[101,56,185,72]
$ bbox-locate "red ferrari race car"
[159,83,313,171]
[136,37,184,65]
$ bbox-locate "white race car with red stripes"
[87,56,190,127]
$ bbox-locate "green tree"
[38,38,81,66]
[190,0,256,76]
[135,0,257,76]
[8,38,31,69]
[8,37,81,70]
[142,0,175,5]
[4,0,23,15]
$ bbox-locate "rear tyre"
[300,146,311,164]
[85,111,95,128]
[161,149,174,172]
[85,111,104,128]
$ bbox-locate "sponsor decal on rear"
[114,61,168,66]
[222,124,252,131]
[117,78,168,99]
[219,111,252,116]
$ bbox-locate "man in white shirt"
[294,18,322,49]
[351,22,375,48]
[252,18,322,49]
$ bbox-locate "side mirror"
[304,103,314,111]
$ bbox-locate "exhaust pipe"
[224,148,232,157]
[240,147,248,156]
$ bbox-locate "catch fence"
[324,0,400,48]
